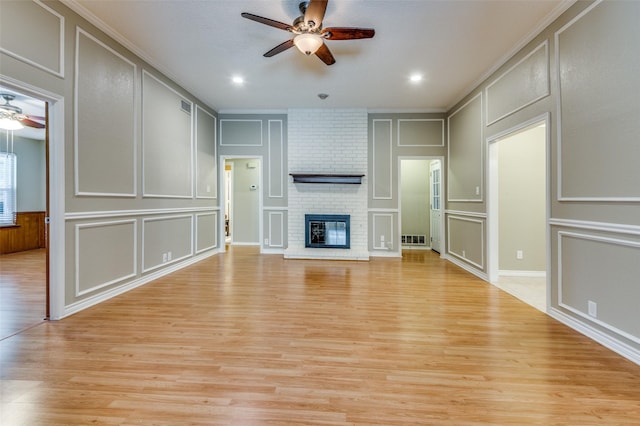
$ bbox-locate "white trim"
[263,206,289,211]
[267,211,285,248]
[372,119,393,200]
[486,113,550,284]
[74,27,137,198]
[141,214,194,273]
[219,155,264,253]
[0,75,66,320]
[557,230,640,346]
[268,120,284,198]
[485,41,550,126]
[219,119,264,146]
[397,119,445,147]
[62,250,218,319]
[447,92,484,203]
[549,218,640,236]
[367,208,399,213]
[141,69,194,199]
[195,105,217,199]
[65,206,218,221]
[549,307,640,366]
[498,270,546,278]
[398,155,445,259]
[372,213,394,251]
[74,219,137,296]
[443,253,489,281]
[444,209,487,219]
[447,215,485,270]
[195,211,218,254]
[554,0,638,202]
[0,0,65,78]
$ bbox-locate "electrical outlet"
[588,300,597,318]
[380,235,385,243]
[206,185,211,193]
[167,251,172,261]
[162,253,168,263]
[516,250,524,260]
[475,186,480,195]
[462,250,466,257]
[264,238,269,245]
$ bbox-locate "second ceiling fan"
[241,0,375,65]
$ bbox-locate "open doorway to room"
[220,156,262,249]
[488,117,548,312]
[399,157,444,255]
[0,86,48,338]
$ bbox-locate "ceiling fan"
[0,94,45,129]
[241,0,375,65]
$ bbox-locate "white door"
[429,160,442,253]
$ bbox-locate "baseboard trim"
[62,250,219,319]
[444,255,489,281]
[499,270,546,278]
[549,307,640,366]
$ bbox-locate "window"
[0,152,17,225]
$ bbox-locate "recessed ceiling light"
[318,93,329,100]
[410,74,423,83]
[232,76,244,85]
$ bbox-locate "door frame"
[219,155,263,252]
[1,75,65,320]
[398,155,445,257]
[486,113,550,307]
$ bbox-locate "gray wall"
[13,135,46,212]
[1,0,219,315]
[498,126,546,272]
[446,0,640,361]
[400,159,430,244]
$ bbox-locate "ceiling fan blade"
[19,118,45,129]
[304,0,328,29]
[241,12,293,31]
[315,43,335,65]
[26,114,46,121]
[264,39,295,57]
[322,27,375,40]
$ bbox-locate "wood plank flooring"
[0,249,46,340]
[1,246,639,425]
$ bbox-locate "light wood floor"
[0,249,47,340]
[1,246,639,425]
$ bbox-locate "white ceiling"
[64,1,571,113]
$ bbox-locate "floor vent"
[401,235,427,245]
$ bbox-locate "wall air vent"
[180,100,192,114]
[401,235,427,246]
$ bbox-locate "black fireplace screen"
[305,214,350,249]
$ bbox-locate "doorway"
[220,156,262,248]
[488,116,548,311]
[0,85,47,338]
[399,157,444,255]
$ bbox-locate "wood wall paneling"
[0,212,46,254]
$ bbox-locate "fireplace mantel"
[290,174,364,184]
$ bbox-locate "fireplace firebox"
[305,214,350,249]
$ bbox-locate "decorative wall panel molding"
[0,0,64,77]
[268,120,284,198]
[142,214,193,272]
[448,93,484,202]
[195,105,217,199]
[268,211,285,248]
[447,215,485,269]
[75,27,137,197]
[372,119,393,200]
[142,70,193,198]
[557,230,640,344]
[486,41,549,126]
[372,213,393,250]
[75,220,137,297]
[397,119,445,147]
[555,0,640,201]
[196,212,217,253]
[220,120,263,146]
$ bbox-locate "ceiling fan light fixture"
[293,33,323,55]
[0,117,24,131]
